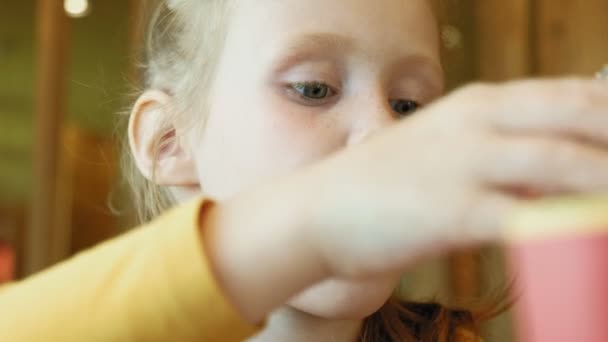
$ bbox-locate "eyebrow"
[271,32,444,94]
[272,33,355,73]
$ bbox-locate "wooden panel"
[27,0,70,275]
[476,0,532,80]
[535,0,608,75]
[62,125,122,254]
[448,251,480,298]
[128,0,146,85]
[0,206,25,278]
[439,0,478,89]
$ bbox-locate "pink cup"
[505,196,608,342]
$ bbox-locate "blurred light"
[441,25,463,50]
[64,0,90,18]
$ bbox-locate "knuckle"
[450,83,497,117]
[511,78,594,112]
[533,141,578,165]
[459,82,495,98]
[560,79,596,111]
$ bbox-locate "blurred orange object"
[0,240,15,283]
[506,196,608,342]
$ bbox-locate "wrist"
[198,173,329,322]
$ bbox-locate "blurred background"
[0,0,606,340]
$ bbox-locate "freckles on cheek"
[271,119,345,168]
[261,100,339,152]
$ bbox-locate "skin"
[129,0,608,340]
[195,1,440,338]
[197,0,441,322]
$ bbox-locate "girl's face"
[190,0,443,318]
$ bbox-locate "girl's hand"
[204,78,608,322]
[309,78,608,279]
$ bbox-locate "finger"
[480,136,608,194]
[472,79,608,144]
[457,192,520,245]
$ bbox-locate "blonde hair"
[124,0,232,223]
[123,1,506,340]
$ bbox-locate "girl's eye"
[291,82,336,100]
[390,99,420,117]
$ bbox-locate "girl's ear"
[128,90,199,186]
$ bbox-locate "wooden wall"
[0,0,133,276]
[438,1,608,340]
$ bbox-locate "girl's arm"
[0,199,262,342]
[200,78,608,324]
[1,78,607,342]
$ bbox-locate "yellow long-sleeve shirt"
[0,198,258,341]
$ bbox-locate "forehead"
[228,0,440,61]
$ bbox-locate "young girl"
[2,0,608,341]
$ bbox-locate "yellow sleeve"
[0,198,260,341]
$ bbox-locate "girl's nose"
[346,99,398,146]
